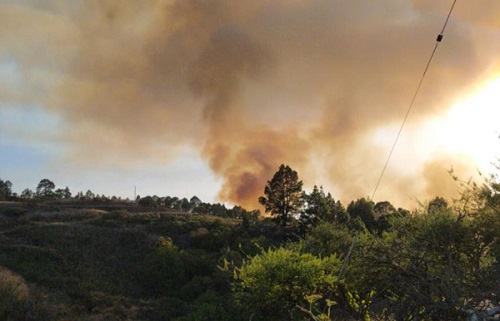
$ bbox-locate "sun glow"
[430,77,500,172]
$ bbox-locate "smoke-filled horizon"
[1,0,500,209]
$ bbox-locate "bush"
[302,221,355,257]
[0,267,29,320]
[343,209,496,320]
[143,237,186,297]
[235,247,340,320]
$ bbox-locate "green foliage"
[235,247,340,320]
[373,201,408,235]
[20,188,34,199]
[138,196,159,208]
[54,187,71,199]
[188,218,232,251]
[300,186,349,234]
[175,290,242,321]
[259,164,305,226]
[240,208,259,229]
[427,196,448,213]
[0,159,498,320]
[0,205,254,320]
[302,222,356,258]
[0,178,13,201]
[343,208,497,320]
[144,237,186,297]
[347,198,376,232]
[36,179,55,199]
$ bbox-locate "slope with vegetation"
[0,161,499,320]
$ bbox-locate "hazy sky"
[1,0,499,208]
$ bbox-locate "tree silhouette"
[259,164,304,226]
[20,188,33,199]
[300,185,348,230]
[36,179,55,198]
[347,198,376,232]
[0,179,13,200]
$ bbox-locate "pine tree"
[259,164,304,226]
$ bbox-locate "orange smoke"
[1,0,499,208]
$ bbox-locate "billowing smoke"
[1,0,499,208]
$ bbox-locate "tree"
[347,207,494,320]
[259,164,304,226]
[36,179,55,198]
[347,198,376,232]
[373,201,396,217]
[374,200,398,234]
[189,196,202,210]
[164,196,180,209]
[54,189,64,199]
[63,186,71,199]
[180,198,191,212]
[20,188,33,199]
[0,179,13,200]
[428,196,448,213]
[84,189,95,200]
[53,186,71,200]
[164,196,175,208]
[300,186,349,232]
[138,196,158,207]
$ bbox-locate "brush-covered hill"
[0,200,278,320]
[0,163,499,321]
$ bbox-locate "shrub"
[143,237,186,297]
[235,247,340,320]
[0,267,29,320]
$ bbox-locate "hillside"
[0,201,269,320]
[0,177,498,321]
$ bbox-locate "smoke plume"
[1,0,499,208]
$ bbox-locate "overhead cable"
[371,0,458,200]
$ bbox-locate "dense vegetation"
[0,162,498,320]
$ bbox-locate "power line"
[371,0,458,200]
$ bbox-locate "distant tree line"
[136,194,260,220]
[1,177,260,221]
[0,178,127,202]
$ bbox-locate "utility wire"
[371,0,458,200]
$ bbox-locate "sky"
[1,0,499,209]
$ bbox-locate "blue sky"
[0,58,220,200]
[0,102,220,201]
